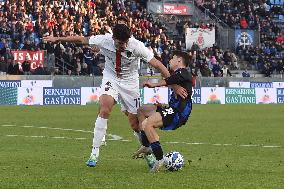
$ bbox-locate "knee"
[141,118,152,131]
[99,106,112,118]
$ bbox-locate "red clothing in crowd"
[276,35,284,44]
[240,18,248,29]
[86,1,96,8]
[199,23,208,29]
[25,22,34,32]
[139,20,147,30]
[47,20,56,29]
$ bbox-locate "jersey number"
[162,108,174,117]
[134,98,141,108]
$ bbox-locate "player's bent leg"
[137,105,157,130]
[98,95,115,118]
[127,112,139,132]
[134,106,158,156]
[132,118,151,158]
[132,132,155,168]
[142,113,163,143]
[142,114,165,172]
[127,112,143,146]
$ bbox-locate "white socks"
[101,135,106,146]
[92,116,108,157]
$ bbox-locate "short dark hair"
[117,16,129,24]
[113,24,131,42]
[172,50,190,67]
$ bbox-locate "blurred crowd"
[187,45,234,79]
[0,0,283,78]
[0,0,181,76]
[196,0,284,76]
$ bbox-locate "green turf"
[0,105,283,189]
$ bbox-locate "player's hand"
[143,80,154,88]
[43,36,57,43]
[172,85,188,99]
[91,45,100,53]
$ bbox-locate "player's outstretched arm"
[43,36,90,45]
[148,57,187,98]
[148,57,171,78]
[143,80,167,88]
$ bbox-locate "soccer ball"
[163,151,184,171]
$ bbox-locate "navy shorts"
[156,101,192,131]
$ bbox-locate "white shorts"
[100,77,140,114]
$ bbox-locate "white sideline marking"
[164,141,282,148]
[0,124,123,141]
[3,125,94,133]
[1,124,282,148]
[5,134,87,140]
[239,144,259,147]
[29,135,45,138]
[263,145,281,148]
[121,140,131,142]
[223,144,233,146]
[212,144,222,146]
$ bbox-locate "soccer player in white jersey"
[43,21,188,167]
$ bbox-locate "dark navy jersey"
[156,68,192,130]
[165,68,192,112]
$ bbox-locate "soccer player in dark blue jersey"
[133,50,192,172]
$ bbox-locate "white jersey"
[89,34,154,81]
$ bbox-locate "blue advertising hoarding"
[0,80,21,88]
[43,88,81,105]
[192,88,201,104]
[250,82,273,88]
[277,88,284,104]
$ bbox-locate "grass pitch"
[0,105,283,189]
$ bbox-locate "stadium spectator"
[190,62,199,87]
[7,58,20,75]
[74,58,82,76]
[52,67,60,76]
[34,63,45,75]
[83,48,94,75]
[221,65,232,77]
[240,17,248,29]
[81,62,89,76]
[200,63,212,77]
[22,56,31,75]
[161,49,171,68]
[0,56,6,74]
[242,69,251,77]
[212,63,222,77]
[67,69,72,76]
